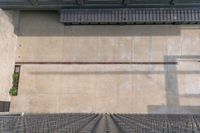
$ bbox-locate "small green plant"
[9,87,18,96]
[9,69,20,96]
[12,73,19,87]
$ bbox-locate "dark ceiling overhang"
[0,0,200,10]
[1,0,200,25]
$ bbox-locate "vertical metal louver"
[61,8,200,24]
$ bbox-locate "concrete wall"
[10,11,200,113]
[0,9,19,101]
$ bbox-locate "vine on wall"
[9,66,20,96]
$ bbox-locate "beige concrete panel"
[149,65,165,72]
[97,27,118,61]
[58,94,95,113]
[177,61,200,71]
[151,36,167,62]
[177,62,200,96]
[117,95,133,113]
[112,65,133,96]
[179,97,200,106]
[34,73,61,95]
[97,36,117,61]
[16,12,64,62]
[132,74,166,113]
[95,95,118,113]
[181,28,200,55]
[117,74,133,96]
[132,90,147,113]
[29,94,59,113]
[95,73,118,98]
[10,96,30,113]
[60,65,96,94]
[115,37,133,61]
[133,36,151,62]
[63,26,98,62]
[167,36,181,56]
[61,75,96,94]
[150,25,181,58]
[95,65,118,113]
[17,37,63,62]
[18,65,64,96]
[31,65,63,95]
[95,65,132,113]
[178,74,200,96]
[175,61,200,113]
[17,65,36,96]
[61,65,96,94]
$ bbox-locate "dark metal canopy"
[61,8,200,25]
[0,0,200,10]
[1,0,200,25]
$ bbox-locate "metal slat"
[1,114,200,132]
[61,8,200,25]
[0,113,200,133]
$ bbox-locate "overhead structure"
[1,0,200,24]
[0,0,200,9]
[61,8,200,25]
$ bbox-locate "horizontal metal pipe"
[15,62,177,65]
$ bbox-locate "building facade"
[0,0,200,114]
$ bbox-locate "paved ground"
[9,11,200,113]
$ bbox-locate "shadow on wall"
[28,55,200,114]
[13,11,184,36]
[148,55,200,114]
